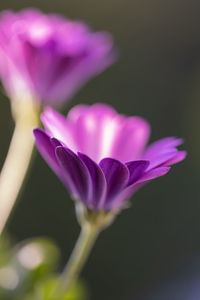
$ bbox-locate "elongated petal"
[78,153,106,209]
[33,129,61,175]
[112,166,170,210]
[99,158,129,209]
[144,137,183,157]
[137,166,171,183]
[164,151,187,165]
[126,160,149,185]
[143,137,185,169]
[55,146,91,205]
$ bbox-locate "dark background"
[0,1,200,299]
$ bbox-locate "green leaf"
[26,276,88,300]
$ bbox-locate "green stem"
[0,99,39,235]
[58,222,101,295]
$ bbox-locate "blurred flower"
[34,103,186,212]
[0,9,115,106]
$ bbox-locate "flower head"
[0,9,115,105]
[34,103,186,212]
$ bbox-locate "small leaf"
[27,276,88,300]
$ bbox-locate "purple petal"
[146,151,178,169]
[163,150,187,165]
[55,146,91,205]
[126,160,150,185]
[51,137,63,148]
[137,166,171,183]
[99,158,129,210]
[144,137,183,157]
[78,153,106,210]
[111,166,171,210]
[33,129,60,175]
[143,137,185,169]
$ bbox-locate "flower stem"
[58,222,101,294]
[0,99,39,235]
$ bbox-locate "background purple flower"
[0,9,115,105]
[34,103,186,211]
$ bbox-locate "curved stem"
[58,222,100,295]
[0,101,39,235]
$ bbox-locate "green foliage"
[25,277,87,300]
[0,237,87,300]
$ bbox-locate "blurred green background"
[0,0,199,299]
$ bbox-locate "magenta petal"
[110,117,150,162]
[143,137,185,169]
[70,103,117,162]
[144,137,183,157]
[146,151,178,169]
[126,160,149,185]
[55,146,91,205]
[99,158,129,209]
[164,150,187,165]
[78,153,106,210]
[137,166,171,183]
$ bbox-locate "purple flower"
[34,103,186,212]
[0,9,115,105]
